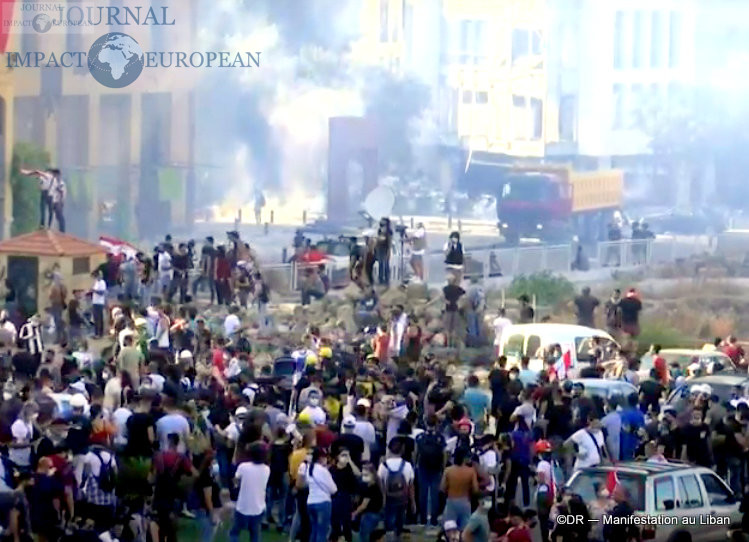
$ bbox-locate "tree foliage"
[10,142,49,236]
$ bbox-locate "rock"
[336,304,358,334]
[406,282,428,301]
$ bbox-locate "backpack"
[187,420,211,456]
[417,431,445,470]
[90,447,117,493]
[385,459,408,503]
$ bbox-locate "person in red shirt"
[500,506,532,542]
[723,336,745,367]
[372,323,390,362]
[651,344,669,385]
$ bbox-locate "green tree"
[364,69,431,174]
[10,142,50,236]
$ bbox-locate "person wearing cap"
[441,520,461,542]
[534,439,555,542]
[331,415,364,467]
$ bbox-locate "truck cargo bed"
[570,171,622,213]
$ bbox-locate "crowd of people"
[0,218,748,542]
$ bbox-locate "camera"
[394,224,408,236]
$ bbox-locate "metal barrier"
[596,236,712,268]
[424,244,572,284]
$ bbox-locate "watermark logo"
[87,32,144,88]
[31,13,53,33]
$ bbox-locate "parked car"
[569,378,637,400]
[638,349,733,382]
[498,323,618,372]
[565,461,741,542]
[666,373,749,408]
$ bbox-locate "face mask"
[31,413,39,422]
[309,398,320,407]
[362,474,373,483]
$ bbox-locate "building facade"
[11,0,199,240]
[360,0,697,169]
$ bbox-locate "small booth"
[0,230,108,316]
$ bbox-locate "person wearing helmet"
[534,438,555,542]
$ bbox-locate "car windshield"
[315,241,349,257]
[501,176,556,202]
[567,471,646,511]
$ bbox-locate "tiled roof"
[0,229,107,257]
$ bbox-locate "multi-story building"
[11,0,200,239]
[360,0,697,176]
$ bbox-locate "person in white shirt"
[408,223,427,281]
[19,168,55,228]
[91,271,107,338]
[300,392,327,427]
[376,439,415,539]
[492,308,512,355]
[50,174,66,232]
[231,443,270,542]
[297,448,337,542]
[352,402,376,462]
[10,402,38,468]
[155,399,190,454]
[111,403,132,449]
[157,247,173,297]
[0,311,16,345]
[564,413,607,472]
[224,307,241,338]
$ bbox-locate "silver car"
[566,461,741,542]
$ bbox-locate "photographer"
[375,218,393,286]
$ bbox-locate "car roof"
[687,374,749,386]
[502,324,614,339]
[571,378,636,389]
[659,349,729,357]
[570,460,701,477]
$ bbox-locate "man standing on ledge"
[19,167,60,229]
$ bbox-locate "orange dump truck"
[496,165,623,243]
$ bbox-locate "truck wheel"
[504,230,520,246]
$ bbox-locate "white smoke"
[195,2,367,218]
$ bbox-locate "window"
[380,0,389,42]
[669,11,682,68]
[526,335,541,357]
[651,11,665,68]
[632,11,645,69]
[655,477,676,510]
[613,11,625,69]
[567,472,645,511]
[72,257,90,275]
[462,90,474,104]
[700,474,735,506]
[505,334,525,357]
[513,95,526,108]
[476,91,489,105]
[612,84,624,129]
[559,95,576,142]
[512,29,529,62]
[531,98,543,140]
[629,84,644,128]
[678,475,704,509]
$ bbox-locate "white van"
[498,323,618,372]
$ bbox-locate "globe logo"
[32,13,53,33]
[88,33,145,89]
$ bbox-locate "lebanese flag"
[99,236,139,259]
[554,350,572,379]
[0,1,15,54]
[606,470,620,493]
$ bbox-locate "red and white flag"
[606,469,620,493]
[99,236,138,259]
